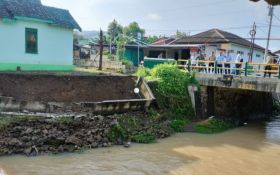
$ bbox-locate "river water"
[1,118,280,175]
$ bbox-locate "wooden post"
[99,29,104,71]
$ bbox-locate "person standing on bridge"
[264,55,274,78]
[196,51,206,73]
[208,51,216,73]
[224,51,232,75]
[216,52,225,74]
[235,51,242,75]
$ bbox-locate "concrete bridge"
[190,73,278,120]
[196,74,280,93]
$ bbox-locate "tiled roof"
[175,29,265,51]
[0,0,81,31]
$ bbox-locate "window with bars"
[25,28,38,54]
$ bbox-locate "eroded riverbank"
[1,118,280,175]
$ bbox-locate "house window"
[256,54,261,58]
[25,28,38,54]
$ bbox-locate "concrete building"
[0,0,81,71]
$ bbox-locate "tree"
[107,19,123,44]
[73,31,84,44]
[117,35,128,60]
[144,35,159,44]
[175,30,187,39]
[123,22,145,40]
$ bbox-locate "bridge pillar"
[189,85,215,119]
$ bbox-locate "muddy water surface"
[1,118,280,175]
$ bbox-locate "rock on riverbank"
[0,112,173,156]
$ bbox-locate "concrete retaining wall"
[0,74,155,115]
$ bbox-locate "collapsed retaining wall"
[0,73,155,115]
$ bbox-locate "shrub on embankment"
[194,118,240,134]
[135,64,198,131]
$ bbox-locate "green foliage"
[144,35,159,44]
[122,59,134,69]
[131,132,156,144]
[194,118,238,134]
[73,31,85,45]
[170,119,190,132]
[134,67,151,78]
[151,64,197,118]
[107,19,123,44]
[175,30,187,39]
[123,22,145,39]
[108,121,127,142]
[117,36,128,60]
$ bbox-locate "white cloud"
[147,13,162,21]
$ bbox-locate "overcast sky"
[41,0,280,51]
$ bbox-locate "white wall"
[203,43,264,63]
[0,20,73,65]
[230,44,264,63]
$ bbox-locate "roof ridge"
[214,29,229,42]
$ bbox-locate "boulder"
[65,136,82,146]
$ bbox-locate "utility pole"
[264,5,274,60]
[249,22,256,63]
[99,29,104,71]
[137,32,142,66]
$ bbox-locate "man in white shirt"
[235,51,242,75]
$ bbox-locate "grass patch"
[131,132,156,144]
[170,119,190,132]
[194,118,239,134]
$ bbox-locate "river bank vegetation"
[135,64,240,134]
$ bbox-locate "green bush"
[122,59,134,69]
[108,121,127,142]
[170,119,190,132]
[194,118,238,134]
[134,67,151,78]
[151,64,198,119]
[131,132,156,144]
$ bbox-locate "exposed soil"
[0,73,139,103]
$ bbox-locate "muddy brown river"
[1,118,280,175]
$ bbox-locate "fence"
[177,59,280,79]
